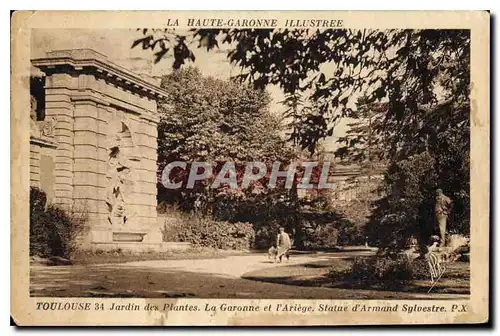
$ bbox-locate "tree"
[366,103,470,251]
[334,97,386,168]
[134,29,470,157]
[138,28,470,250]
[156,67,295,214]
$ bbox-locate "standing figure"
[276,227,292,263]
[106,145,136,227]
[435,188,452,246]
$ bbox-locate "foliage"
[156,67,308,247]
[157,67,295,214]
[297,209,363,248]
[136,29,470,251]
[366,152,437,250]
[329,173,385,236]
[30,187,49,257]
[254,220,282,249]
[159,214,189,242]
[164,214,255,250]
[159,67,288,164]
[326,259,353,278]
[334,97,387,164]
[299,193,332,212]
[335,255,430,284]
[213,192,300,247]
[337,220,365,246]
[30,187,86,259]
[71,246,243,265]
[303,223,339,249]
[135,29,470,156]
[301,219,364,249]
[337,96,469,252]
[366,118,470,250]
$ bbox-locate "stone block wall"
[31,49,168,250]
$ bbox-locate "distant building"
[297,150,386,204]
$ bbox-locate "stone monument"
[31,49,169,251]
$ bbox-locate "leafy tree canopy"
[158,66,288,164]
[139,28,470,249]
[157,67,294,211]
[134,28,470,157]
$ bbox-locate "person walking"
[276,227,292,263]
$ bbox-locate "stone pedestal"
[31,49,168,251]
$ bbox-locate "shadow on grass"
[243,273,470,295]
[242,258,471,296]
[243,275,324,287]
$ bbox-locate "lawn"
[68,247,248,265]
[242,256,470,296]
[30,251,469,299]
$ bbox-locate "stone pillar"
[44,75,75,210]
[72,96,105,241]
[137,116,161,243]
[32,49,168,251]
[29,143,41,187]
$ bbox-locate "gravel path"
[30,251,469,299]
[120,253,337,278]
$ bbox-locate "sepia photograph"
[11,11,489,326]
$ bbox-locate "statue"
[106,143,136,227]
[435,188,452,246]
[105,115,140,229]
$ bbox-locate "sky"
[31,28,350,152]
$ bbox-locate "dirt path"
[30,251,469,299]
[120,253,338,278]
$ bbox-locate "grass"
[30,264,381,299]
[242,257,470,295]
[70,246,248,265]
[31,258,467,299]
[30,251,470,299]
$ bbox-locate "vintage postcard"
[11,11,489,326]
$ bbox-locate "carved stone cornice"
[30,135,58,149]
[31,49,168,101]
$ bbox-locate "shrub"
[159,212,190,242]
[341,254,430,284]
[167,215,255,250]
[161,220,184,242]
[409,258,432,280]
[299,215,363,249]
[254,220,281,249]
[30,187,49,257]
[337,220,365,246]
[303,223,339,249]
[327,259,353,278]
[30,187,87,259]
